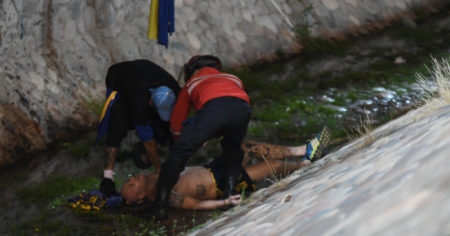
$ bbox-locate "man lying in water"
[121,127,330,210]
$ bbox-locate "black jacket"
[105,59,181,125]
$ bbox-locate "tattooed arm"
[169,191,242,210]
[104,147,119,170]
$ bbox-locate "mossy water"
[230,10,450,150]
[2,9,450,236]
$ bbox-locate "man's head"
[148,86,176,122]
[183,55,222,82]
[121,173,159,203]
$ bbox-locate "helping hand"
[100,178,117,196]
[226,194,242,206]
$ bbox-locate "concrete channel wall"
[0,0,447,165]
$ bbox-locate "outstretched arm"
[101,147,119,195]
[169,191,241,210]
[142,140,161,172]
[104,146,119,171]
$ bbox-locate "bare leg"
[245,159,311,182]
[241,140,306,166]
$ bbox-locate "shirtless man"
[121,130,330,210]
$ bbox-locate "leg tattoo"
[241,141,293,165]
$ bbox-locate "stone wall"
[0,0,447,165]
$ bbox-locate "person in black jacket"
[97,59,181,196]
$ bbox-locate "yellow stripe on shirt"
[99,91,118,122]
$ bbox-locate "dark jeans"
[158,97,252,191]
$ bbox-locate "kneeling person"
[153,55,252,216]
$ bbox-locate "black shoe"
[154,203,168,220]
[153,186,171,220]
[223,173,241,198]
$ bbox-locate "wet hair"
[183,55,222,82]
[121,182,139,203]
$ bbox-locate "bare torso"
[172,166,217,200]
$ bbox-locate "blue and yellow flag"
[147,0,159,39]
[147,0,174,48]
[68,190,123,210]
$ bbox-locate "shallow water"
[237,10,450,148]
[1,9,449,236]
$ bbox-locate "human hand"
[100,178,117,196]
[133,142,152,169]
[225,194,242,206]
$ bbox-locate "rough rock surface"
[0,0,447,165]
[190,101,450,235]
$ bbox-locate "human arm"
[169,87,191,140]
[169,191,242,210]
[100,147,119,196]
[134,124,162,171]
[142,139,161,172]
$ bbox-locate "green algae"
[227,7,450,148]
[17,176,99,205]
[82,97,104,118]
[63,139,94,159]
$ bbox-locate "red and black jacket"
[170,67,250,137]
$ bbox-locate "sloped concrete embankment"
[0,0,447,165]
[191,101,450,235]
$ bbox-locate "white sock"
[104,170,114,180]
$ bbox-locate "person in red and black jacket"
[97,59,180,196]
[147,55,252,219]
